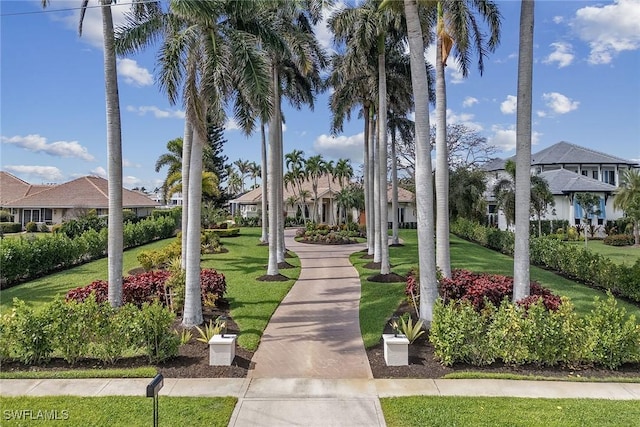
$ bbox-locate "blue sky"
[2,0,639,191]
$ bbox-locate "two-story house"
[483,141,639,231]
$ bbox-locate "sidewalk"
[1,229,639,426]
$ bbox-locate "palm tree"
[260,122,268,243]
[434,0,501,279]
[248,161,261,190]
[575,192,602,247]
[226,172,243,196]
[155,137,183,203]
[397,0,439,324]
[388,112,414,244]
[305,155,327,223]
[513,0,535,302]
[614,169,640,246]
[333,158,354,223]
[118,0,276,326]
[449,167,487,223]
[531,175,554,237]
[234,159,251,193]
[44,0,160,307]
[493,160,517,227]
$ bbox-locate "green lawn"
[0,228,298,352]
[564,239,640,266]
[356,230,640,348]
[0,396,236,427]
[381,396,640,427]
[0,238,175,313]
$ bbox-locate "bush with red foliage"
[200,269,227,301]
[66,269,226,307]
[438,269,562,311]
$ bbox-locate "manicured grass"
[443,371,640,383]
[564,239,640,266]
[0,396,236,427]
[0,367,157,380]
[200,227,299,350]
[381,396,640,427]
[0,238,175,313]
[356,230,640,348]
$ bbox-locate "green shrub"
[0,210,13,222]
[603,234,634,246]
[136,302,180,363]
[47,298,95,365]
[430,300,494,366]
[0,222,21,234]
[10,299,55,364]
[0,311,16,362]
[38,223,50,233]
[583,293,640,369]
[25,222,38,233]
[93,303,141,365]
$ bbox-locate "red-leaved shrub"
[438,269,561,311]
[66,269,226,308]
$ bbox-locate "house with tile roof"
[483,141,639,231]
[229,174,416,226]
[0,172,159,229]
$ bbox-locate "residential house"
[0,172,159,229]
[229,174,417,226]
[483,141,639,231]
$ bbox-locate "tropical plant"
[513,0,535,302]
[575,192,602,246]
[399,315,426,344]
[195,316,227,343]
[531,174,555,237]
[234,159,252,193]
[613,168,640,246]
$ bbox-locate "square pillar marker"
[383,334,409,366]
[209,334,237,366]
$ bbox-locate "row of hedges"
[0,297,179,365]
[0,216,177,288]
[451,218,640,303]
[430,294,640,369]
[0,222,22,234]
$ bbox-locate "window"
[581,170,588,176]
[603,170,616,185]
[398,207,405,223]
[592,171,598,180]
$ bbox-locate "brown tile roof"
[231,174,415,204]
[0,171,52,206]
[3,175,159,209]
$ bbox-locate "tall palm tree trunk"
[260,122,268,243]
[391,127,399,245]
[435,25,451,278]
[373,116,382,264]
[368,109,377,255]
[267,64,280,276]
[181,121,193,268]
[277,102,286,263]
[182,124,204,327]
[102,2,124,308]
[377,33,390,274]
[404,0,438,324]
[362,104,371,251]
[513,0,535,302]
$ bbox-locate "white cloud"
[537,110,547,118]
[117,58,153,86]
[553,16,565,24]
[543,42,574,68]
[542,92,579,114]
[462,97,479,108]
[313,1,347,54]
[500,95,517,115]
[487,125,541,152]
[433,109,483,132]
[314,133,364,163]
[91,166,107,178]
[572,0,640,64]
[126,105,185,119]
[448,67,465,84]
[3,165,64,182]
[123,158,141,168]
[55,1,130,49]
[1,134,94,161]
[224,118,241,131]
[123,175,142,188]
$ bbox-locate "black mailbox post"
[146,374,164,427]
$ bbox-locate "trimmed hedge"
[604,234,634,246]
[430,293,640,369]
[205,227,240,237]
[452,218,640,303]
[0,215,177,288]
[0,222,22,234]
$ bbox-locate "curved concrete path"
[249,228,372,379]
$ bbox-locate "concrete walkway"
[2,229,639,426]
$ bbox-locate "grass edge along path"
[0,396,236,427]
[381,396,640,427]
[0,367,157,380]
[355,230,640,349]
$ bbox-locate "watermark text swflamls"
[4,409,69,421]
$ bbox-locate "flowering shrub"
[200,269,227,303]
